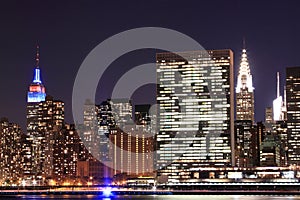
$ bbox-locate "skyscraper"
[134,104,151,125]
[25,47,67,184]
[286,67,300,165]
[82,99,103,163]
[256,121,266,166]
[97,100,116,131]
[97,100,116,170]
[41,95,65,181]
[25,45,47,179]
[27,46,46,103]
[109,125,154,176]
[260,134,281,167]
[234,120,258,167]
[110,98,132,127]
[51,123,90,184]
[0,118,22,184]
[236,46,254,122]
[273,120,288,166]
[273,72,286,121]
[80,99,113,179]
[156,50,234,183]
[64,123,89,181]
[265,107,273,123]
[27,46,46,134]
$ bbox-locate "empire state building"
[27,46,46,103]
[25,45,47,178]
[236,46,255,122]
[27,45,46,133]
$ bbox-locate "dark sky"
[0,0,300,130]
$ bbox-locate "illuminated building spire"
[273,72,284,121]
[236,42,254,93]
[33,45,42,84]
[27,45,46,103]
[235,40,255,122]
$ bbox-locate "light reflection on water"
[8,195,300,200]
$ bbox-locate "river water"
[3,195,300,200]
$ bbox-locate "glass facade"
[286,67,300,165]
[26,63,47,179]
[156,50,234,183]
[0,118,22,183]
[235,120,258,167]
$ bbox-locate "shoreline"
[0,189,300,196]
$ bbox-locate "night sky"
[0,0,300,130]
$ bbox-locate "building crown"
[236,46,254,93]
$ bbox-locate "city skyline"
[2,54,300,186]
[0,42,293,128]
[3,1,300,198]
[0,41,294,129]
[15,49,300,183]
[1,0,300,129]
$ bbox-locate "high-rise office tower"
[256,121,266,166]
[236,46,254,122]
[265,107,273,123]
[110,98,132,127]
[109,125,154,177]
[51,123,90,184]
[273,120,288,166]
[27,46,46,133]
[26,46,47,179]
[135,104,151,125]
[156,50,234,183]
[63,124,89,179]
[41,96,65,181]
[134,104,157,137]
[83,99,98,129]
[25,47,67,183]
[97,100,115,170]
[234,120,258,167]
[83,99,115,161]
[286,67,300,165]
[81,100,113,179]
[82,99,102,161]
[39,95,64,130]
[264,106,274,133]
[91,100,154,177]
[97,100,116,131]
[260,134,281,167]
[273,72,286,121]
[0,118,22,184]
